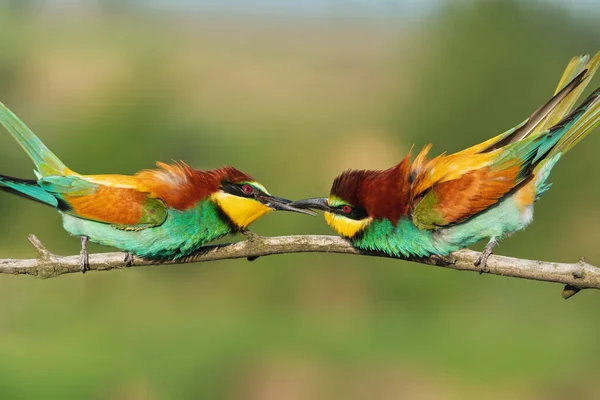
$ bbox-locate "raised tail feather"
[478,52,600,154]
[0,102,69,177]
[546,87,600,158]
[531,52,600,136]
[503,52,600,162]
[530,84,600,198]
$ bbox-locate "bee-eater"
[0,103,313,272]
[292,52,600,271]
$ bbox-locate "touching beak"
[258,195,317,216]
[288,197,332,212]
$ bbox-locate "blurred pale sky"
[23,0,600,19]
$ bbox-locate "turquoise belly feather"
[61,199,232,259]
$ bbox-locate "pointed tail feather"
[0,102,70,177]
[533,51,600,135]
[0,174,58,207]
[531,86,600,197]
[555,54,591,93]
[544,86,600,160]
[480,52,600,153]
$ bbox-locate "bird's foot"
[79,236,89,274]
[474,239,497,274]
[124,252,134,267]
[241,229,261,242]
[242,229,261,261]
[474,252,490,274]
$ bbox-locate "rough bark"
[0,234,597,299]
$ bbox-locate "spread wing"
[410,145,525,230]
[410,53,600,230]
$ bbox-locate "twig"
[0,234,598,299]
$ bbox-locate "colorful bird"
[291,52,600,271]
[0,103,313,272]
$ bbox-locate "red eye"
[242,184,254,194]
[342,205,352,214]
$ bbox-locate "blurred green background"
[0,1,599,399]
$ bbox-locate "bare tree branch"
[0,234,597,299]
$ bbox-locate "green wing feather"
[39,175,98,197]
[0,175,58,207]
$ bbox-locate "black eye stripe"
[222,182,263,198]
[334,203,368,220]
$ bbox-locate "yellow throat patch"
[324,212,371,238]
[212,191,272,229]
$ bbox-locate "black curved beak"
[258,195,317,216]
[288,197,332,212]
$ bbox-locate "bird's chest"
[352,196,534,258]
[353,218,440,258]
